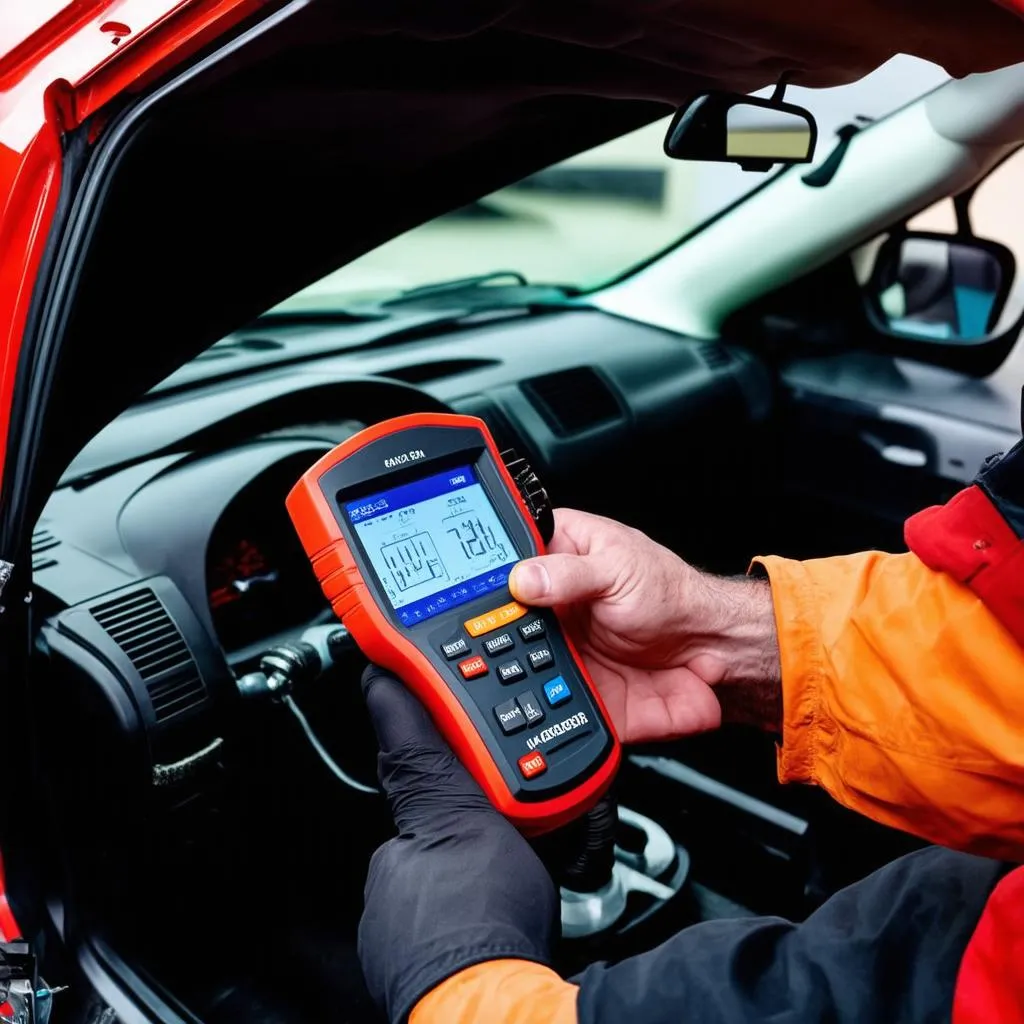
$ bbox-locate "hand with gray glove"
[357,664,559,1024]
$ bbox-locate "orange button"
[458,655,488,680]
[518,752,547,780]
[464,601,528,638]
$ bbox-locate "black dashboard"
[38,310,770,650]
[31,309,772,831]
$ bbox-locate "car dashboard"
[29,307,856,1019]
[36,309,770,668]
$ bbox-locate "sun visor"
[324,0,1024,98]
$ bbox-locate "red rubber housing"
[286,412,620,834]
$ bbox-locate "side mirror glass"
[664,91,816,171]
[866,232,1016,344]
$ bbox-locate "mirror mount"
[953,190,975,238]
[769,71,794,105]
[664,72,817,171]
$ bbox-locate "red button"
[458,656,488,680]
[518,752,547,779]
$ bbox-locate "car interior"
[6,5,1024,1022]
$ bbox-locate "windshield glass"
[273,57,949,314]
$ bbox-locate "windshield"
[272,56,949,314]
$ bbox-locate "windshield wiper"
[381,271,580,311]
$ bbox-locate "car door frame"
[0,0,297,970]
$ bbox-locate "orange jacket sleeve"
[410,960,577,1024]
[755,550,1024,861]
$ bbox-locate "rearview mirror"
[865,232,1016,344]
[664,91,816,172]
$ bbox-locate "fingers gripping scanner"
[286,413,620,834]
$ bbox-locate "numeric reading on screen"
[345,466,519,625]
[448,515,507,562]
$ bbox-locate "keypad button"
[494,699,526,734]
[483,632,515,657]
[465,601,527,637]
[518,619,546,642]
[441,636,470,660]
[543,676,571,707]
[516,691,545,725]
[527,646,554,672]
[458,655,488,680]
[497,659,526,685]
[518,751,547,779]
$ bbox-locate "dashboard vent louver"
[521,367,622,437]
[697,343,734,370]
[91,588,206,722]
[31,528,60,572]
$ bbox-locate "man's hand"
[358,666,558,1024]
[509,509,781,743]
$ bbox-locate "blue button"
[543,676,571,707]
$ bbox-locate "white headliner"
[593,62,1024,339]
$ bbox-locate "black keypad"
[497,659,526,685]
[527,646,554,672]
[483,631,515,657]
[441,636,469,660]
[517,691,545,725]
[494,698,526,734]
[518,619,546,642]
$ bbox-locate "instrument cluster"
[206,458,328,652]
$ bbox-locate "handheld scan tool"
[286,413,620,834]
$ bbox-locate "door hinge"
[0,562,12,615]
[0,940,65,1023]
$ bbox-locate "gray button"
[483,632,515,657]
[494,698,526,734]
[497,659,526,685]
[516,691,545,725]
[527,646,554,672]
[519,619,546,642]
[441,636,469,660]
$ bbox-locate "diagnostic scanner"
[286,413,620,834]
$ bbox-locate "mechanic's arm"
[414,848,1003,1024]
[503,474,1024,860]
[759,439,1024,861]
[756,546,1024,861]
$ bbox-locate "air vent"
[521,367,623,437]
[697,342,734,370]
[91,589,206,722]
[379,358,500,384]
[31,528,60,572]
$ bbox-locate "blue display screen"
[345,465,520,626]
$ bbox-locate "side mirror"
[664,90,816,172]
[865,232,1016,344]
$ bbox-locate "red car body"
[0,0,267,495]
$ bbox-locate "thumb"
[510,552,617,608]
